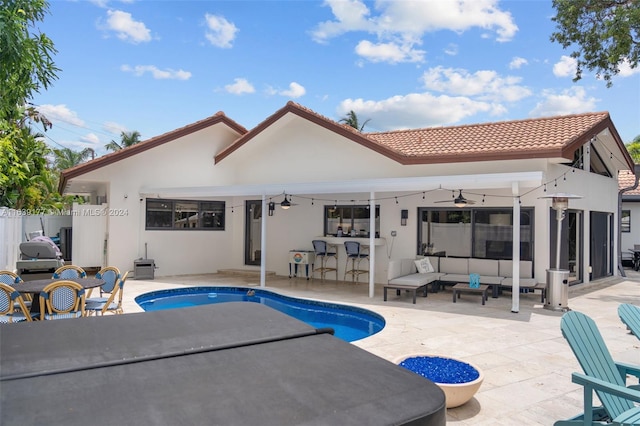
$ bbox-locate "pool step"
[217,269,276,277]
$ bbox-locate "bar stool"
[343,241,369,283]
[312,240,338,280]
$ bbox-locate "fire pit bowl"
[395,354,483,408]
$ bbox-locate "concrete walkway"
[121,271,640,425]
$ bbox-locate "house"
[59,102,634,310]
[620,169,640,265]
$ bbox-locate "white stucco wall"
[621,202,640,251]
[64,114,626,286]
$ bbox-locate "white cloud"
[224,78,255,95]
[103,121,129,135]
[37,104,85,127]
[421,66,531,102]
[530,87,598,117]
[312,0,517,64]
[80,133,101,145]
[204,14,238,48]
[553,55,577,77]
[120,65,192,80]
[355,40,425,63]
[265,82,307,98]
[279,82,306,98]
[337,93,493,131]
[103,10,151,44]
[618,59,640,77]
[509,57,528,69]
[444,43,458,56]
[310,0,373,42]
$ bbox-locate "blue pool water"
[135,287,385,342]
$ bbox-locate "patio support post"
[260,195,267,287]
[369,192,375,298]
[511,182,521,313]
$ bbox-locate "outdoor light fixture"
[280,195,291,210]
[401,209,408,226]
[268,202,275,216]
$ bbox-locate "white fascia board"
[139,171,544,199]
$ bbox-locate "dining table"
[15,277,105,315]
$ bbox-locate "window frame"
[417,206,534,260]
[621,209,631,233]
[145,199,226,230]
[323,204,380,237]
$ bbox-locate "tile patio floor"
[121,270,640,425]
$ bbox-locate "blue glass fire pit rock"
[396,354,484,408]
[399,355,480,384]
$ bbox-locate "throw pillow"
[414,257,434,274]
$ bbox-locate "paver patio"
[121,270,640,425]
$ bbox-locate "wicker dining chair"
[0,269,32,308]
[39,280,85,320]
[86,271,128,316]
[0,283,37,323]
[52,265,87,280]
[86,266,121,301]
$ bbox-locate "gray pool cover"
[1,302,445,425]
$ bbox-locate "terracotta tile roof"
[215,101,398,163]
[620,169,640,195]
[364,112,612,163]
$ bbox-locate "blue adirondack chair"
[619,304,640,341]
[555,311,640,425]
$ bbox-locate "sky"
[32,0,640,157]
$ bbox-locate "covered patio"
[140,170,544,312]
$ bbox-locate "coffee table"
[452,283,489,305]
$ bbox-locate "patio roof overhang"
[139,171,545,198]
[139,170,543,314]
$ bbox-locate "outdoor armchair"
[39,280,85,320]
[554,310,640,425]
[0,283,37,323]
[52,265,87,279]
[85,271,128,316]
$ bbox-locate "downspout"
[618,164,640,277]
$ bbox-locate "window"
[418,207,534,260]
[622,210,631,233]
[145,199,225,230]
[324,205,380,237]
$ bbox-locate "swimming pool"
[135,286,385,342]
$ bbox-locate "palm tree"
[53,147,94,170]
[339,110,371,132]
[104,130,142,152]
[625,135,640,163]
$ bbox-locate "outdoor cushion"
[469,258,499,277]
[439,257,469,275]
[499,260,533,278]
[415,257,434,273]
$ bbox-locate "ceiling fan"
[434,190,476,207]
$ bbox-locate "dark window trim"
[145,198,226,230]
[323,204,380,237]
[621,209,631,233]
[417,206,534,261]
